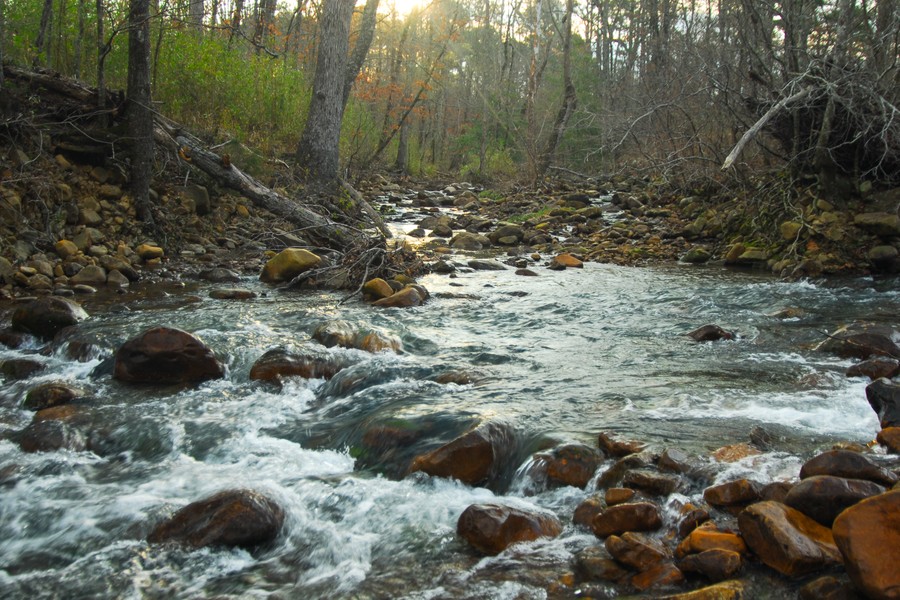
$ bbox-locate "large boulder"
[114,327,225,384]
[799,450,897,487]
[12,296,89,339]
[678,549,743,582]
[249,347,346,381]
[703,479,762,507]
[533,443,601,489]
[591,502,662,538]
[147,489,284,549]
[784,475,885,526]
[815,323,900,360]
[408,421,517,487]
[259,248,321,283]
[865,378,900,428]
[832,490,900,600]
[847,357,900,380]
[456,503,562,555]
[854,212,900,237]
[19,419,87,453]
[737,501,842,577]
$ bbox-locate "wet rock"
[147,489,285,549]
[737,501,842,577]
[209,288,256,300]
[676,523,747,557]
[606,531,669,570]
[854,212,900,237]
[761,481,794,503]
[467,259,506,271]
[711,442,762,463]
[1,358,45,380]
[865,378,900,428]
[362,278,394,301]
[703,479,762,507]
[450,232,491,250]
[658,448,695,473]
[535,443,601,488]
[107,270,130,288]
[114,327,225,384]
[515,268,538,276]
[597,431,647,457]
[573,495,605,527]
[408,421,517,487]
[784,475,885,526]
[136,244,164,260]
[832,490,900,600]
[677,505,711,538]
[631,562,684,591]
[55,239,79,258]
[868,245,900,273]
[259,248,321,283]
[70,265,107,285]
[488,224,524,245]
[23,382,88,411]
[597,452,653,488]
[688,324,734,342]
[680,247,711,264]
[575,546,631,583]
[623,469,680,496]
[249,347,345,381]
[876,427,900,453]
[19,419,87,453]
[678,549,743,582]
[798,576,861,600]
[32,404,85,424]
[591,502,662,538]
[657,580,745,600]
[12,296,88,339]
[847,357,900,380]
[605,487,636,506]
[551,253,584,268]
[0,328,28,349]
[456,503,561,555]
[799,450,897,487]
[372,286,424,308]
[312,321,402,353]
[199,268,241,283]
[816,324,900,360]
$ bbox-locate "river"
[0,225,897,598]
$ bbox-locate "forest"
[2,0,898,191]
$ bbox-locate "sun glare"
[379,0,433,18]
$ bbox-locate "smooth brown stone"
[784,475,885,526]
[678,549,743,582]
[456,503,562,555]
[573,496,605,527]
[605,487,636,506]
[591,502,662,538]
[597,431,647,457]
[703,479,762,506]
[876,427,900,453]
[408,421,515,487]
[676,523,747,557]
[657,580,745,600]
[800,450,897,487]
[605,531,669,571]
[631,562,684,591]
[542,443,601,488]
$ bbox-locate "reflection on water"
[0,263,896,598]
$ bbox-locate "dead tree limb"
[722,86,812,170]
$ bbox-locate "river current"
[0,233,897,598]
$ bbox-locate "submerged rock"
[408,420,517,487]
[597,431,647,457]
[148,489,284,549]
[687,324,734,342]
[23,382,89,411]
[847,357,900,380]
[12,296,88,339]
[249,347,346,381]
[738,501,842,577]
[114,327,225,384]
[19,419,87,453]
[372,285,425,308]
[1,358,45,380]
[533,443,602,489]
[456,503,562,555]
[832,490,900,600]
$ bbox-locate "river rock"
[55,239,79,258]
[798,576,860,600]
[551,253,584,268]
[591,502,662,538]
[832,490,900,600]
[408,421,517,487]
[657,580,745,600]
[19,419,87,453]
[658,448,696,474]
[23,382,88,411]
[606,488,636,506]
[703,479,762,506]
[847,357,900,380]
[467,259,506,271]
[147,489,285,549]
[249,347,345,381]
[632,562,684,591]
[12,296,89,339]
[677,505,711,538]
[1,358,45,380]
[854,212,900,237]
[114,327,225,384]
[680,247,711,264]
[136,244,164,260]
[456,503,562,555]
[488,224,524,245]
[575,546,631,583]
[597,452,653,488]
[865,378,900,428]
[450,232,491,250]
[784,475,885,526]
[711,442,762,462]
[676,523,748,557]
[876,427,900,453]
[573,495,605,527]
[535,443,601,488]
[737,501,842,577]
[597,431,647,457]
[815,323,900,360]
[868,245,900,273]
[199,268,242,283]
[372,285,424,308]
[209,288,256,300]
[312,321,402,353]
[259,248,321,283]
[362,278,394,301]
[688,324,734,342]
[623,469,680,496]
[678,549,743,582]
[605,531,669,570]
[799,450,897,487]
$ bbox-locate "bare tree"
[128,0,155,223]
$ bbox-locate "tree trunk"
[295,0,355,182]
[35,0,54,67]
[0,0,5,90]
[342,0,380,106]
[96,0,106,122]
[188,0,204,31]
[74,0,85,79]
[127,0,154,223]
[394,121,409,174]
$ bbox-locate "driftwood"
[172,133,373,250]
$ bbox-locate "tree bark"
[127,0,154,223]
[296,0,356,182]
[342,0,380,106]
[35,0,54,67]
[0,0,5,90]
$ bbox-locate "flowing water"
[0,214,898,598]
